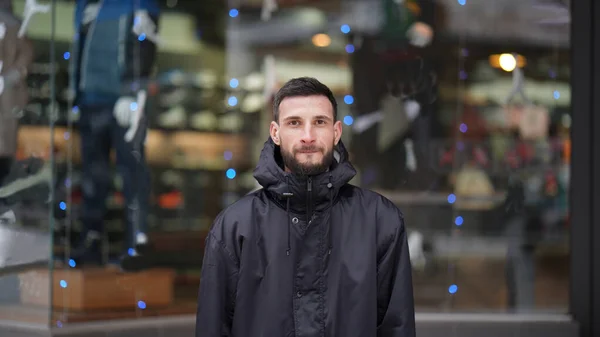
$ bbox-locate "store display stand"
[17,266,174,311]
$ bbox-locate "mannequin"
[351,0,436,190]
[70,0,160,270]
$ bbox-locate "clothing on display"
[381,0,433,48]
[70,0,159,107]
[70,0,160,270]
[453,166,496,210]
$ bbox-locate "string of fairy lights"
[223,3,356,187]
[46,0,568,322]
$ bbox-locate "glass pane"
[24,0,571,330]
[0,0,56,328]
[47,0,229,327]
[347,0,570,312]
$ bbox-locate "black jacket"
[196,138,415,337]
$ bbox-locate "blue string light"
[229,78,239,88]
[60,280,68,288]
[340,24,351,34]
[228,96,238,106]
[447,194,456,204]
[343,115,354,126]
[229,9,239,17]
[226,168,237,179]
[448,284,458,294]
[455,216,464,226]
[345,44,355,53]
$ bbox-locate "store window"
[347,0,570,313]
[0,0,570,330]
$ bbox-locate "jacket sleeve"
[196,231,239,337]
[376,209,416,337]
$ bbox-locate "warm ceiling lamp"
[312,33,331,47]
[489,53,527,72]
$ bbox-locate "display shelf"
[16,125,251,171]
[18,267,175,311]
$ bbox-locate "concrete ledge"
[0,313,579,337]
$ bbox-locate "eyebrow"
[282,115,332,122]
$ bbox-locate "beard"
[280,142,334,176]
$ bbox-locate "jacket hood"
[253,137,357,215]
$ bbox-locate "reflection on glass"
[0,0,571,330]
[348,0,570,313]
[0,0,54,327]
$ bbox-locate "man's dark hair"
[272,77,338,123]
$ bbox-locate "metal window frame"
[571,0,600,337]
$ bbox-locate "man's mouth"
[297,149,320,154]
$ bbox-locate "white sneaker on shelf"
[190,110,218,131]
[218,114,244,132]
[241,93,264,113]
[158,105,187,129]
[160,89,187,107]
[194,71,217,89]
[242,72,265,91]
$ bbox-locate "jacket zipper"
[307,177,313,224]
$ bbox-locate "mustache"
[295,146,322,152]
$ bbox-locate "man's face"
[270,95,342,176]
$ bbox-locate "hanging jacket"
[69,0,159,107]
[196,138,415,337]
[0,8,33,157]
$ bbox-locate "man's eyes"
[287,120,327,126]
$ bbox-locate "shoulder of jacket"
[208,190,265,234]
[345,185,403,214]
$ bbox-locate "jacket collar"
[253,138,356,216]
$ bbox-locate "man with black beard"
[196,77,415,337]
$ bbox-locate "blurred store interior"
[0,0,572,332]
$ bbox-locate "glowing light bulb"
[312,34,331,47]
[499,54,517,72]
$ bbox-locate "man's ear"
[333,120,343,145]
[270,121,280,145]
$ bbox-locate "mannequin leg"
[111,116,150,256]
[73,106,113,266]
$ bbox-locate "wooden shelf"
[17,126,251,170]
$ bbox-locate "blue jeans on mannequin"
[76,103,150,265]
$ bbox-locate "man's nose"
[300,126,316,143]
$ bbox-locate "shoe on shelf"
[119,233,154,272]
[69,230,103,268]
[158,105,187,129]
[190,110,218,131]
[241,93,264,113]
